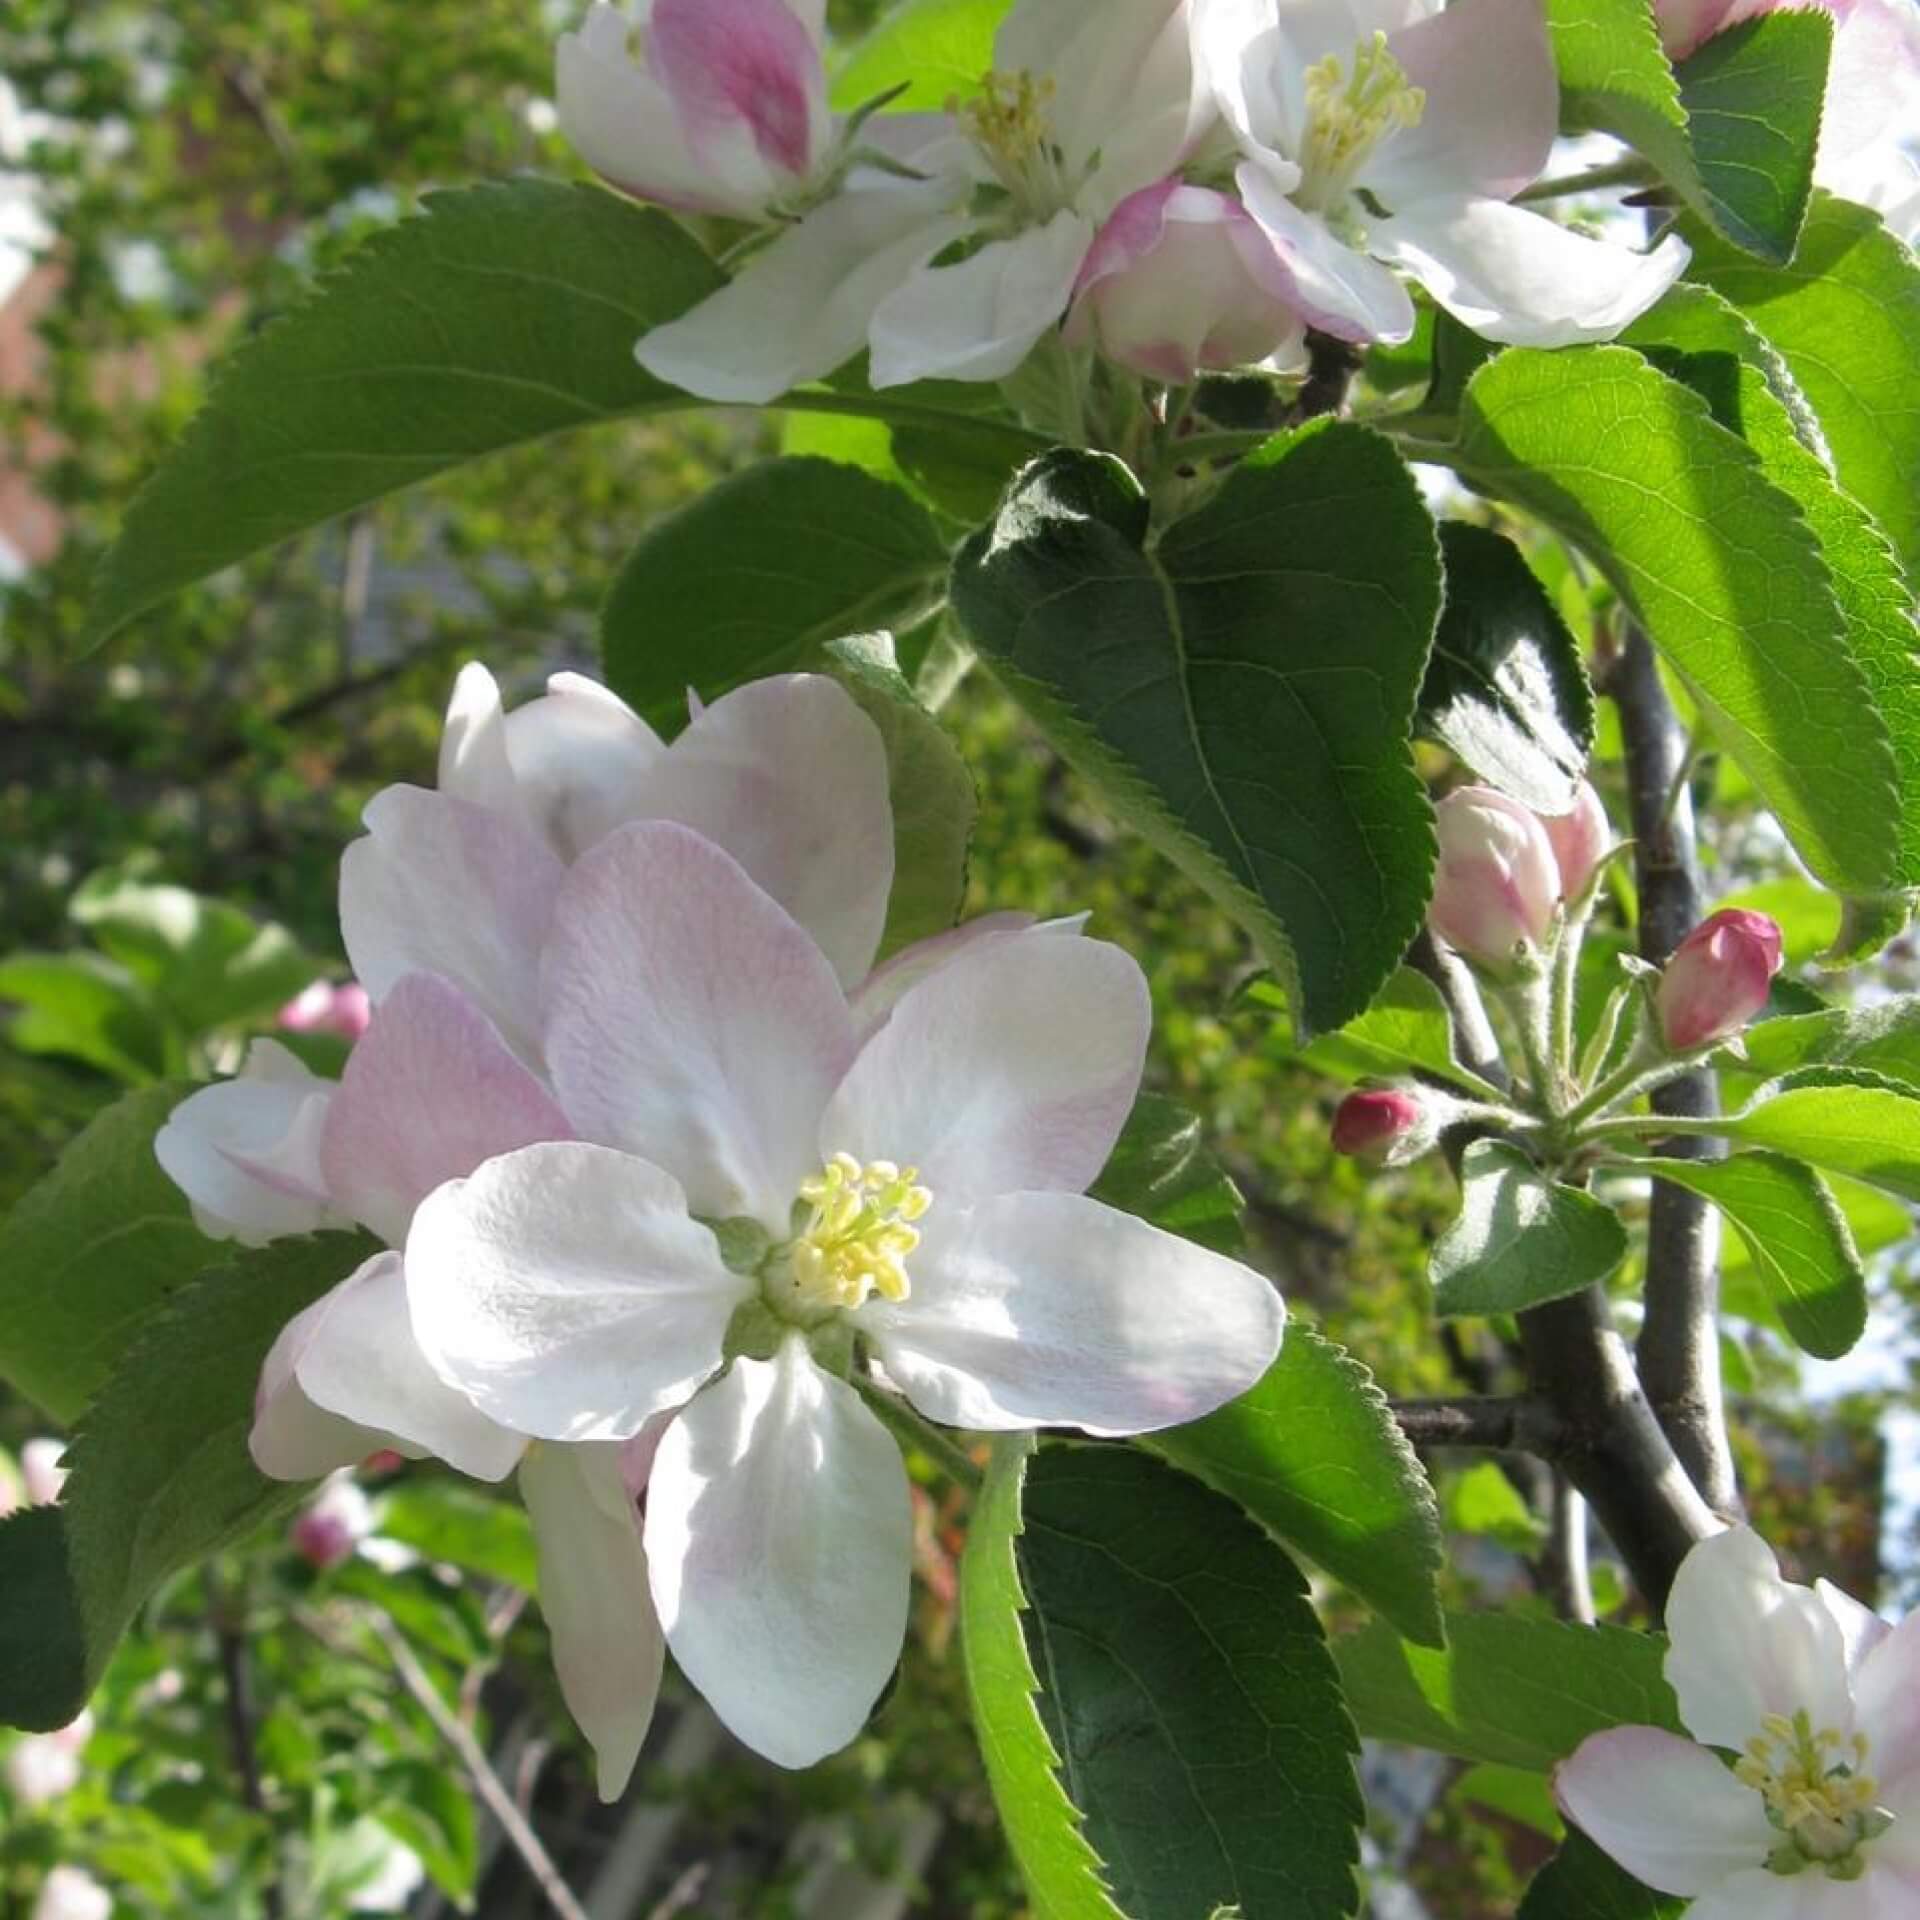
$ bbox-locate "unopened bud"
[1656,908,1784,1052]
[1429,786,1560,975]
[290,1478,373,1571]
[1332,1087,1441,1167]
[278,979,372,1041]
[1541,780,1611,903]
[20,1439,66,1507]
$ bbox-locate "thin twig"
[212,1586,284,1920]
[1540,1474,1596,1626]
[1389,1395,1564,1453]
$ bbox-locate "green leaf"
[1740,1002,1920,1090]
[600,457,949,730]
[0,1081,207,1421]
[86,181,725,648]
[1334,1612,1681,1771]
[1720,1067,1920,1205]
[1614,1152,1867,1359]
[830,0,1000,111]
[820,632,976,961]
[1018,1444,1364,1920]
[1248,964,1484,1092]
[374,1762,479,1904]
[1446,346,1898,893]
[1432,1140,1629,1318]
[1453,1763,1563,1839]
[376,1483,538,1592]
[892,420,1039,524]
[952,425,1441,1037]
[0,1507,87,1732]
[1147,1328,1445,1648]
[960,1434,1122,1920]
[1087,1092,1247,1256]
[1518,1833,1684,1919]
[0,951,167,1083]
[1446,1461,1547,1553]
[1682,192,1920,584]
[1418,522,1596,813]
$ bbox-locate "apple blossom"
[20,1438,66,1507]
[1656,908,1785,1052]
[1558,1527,1920,1910]
[1331,1086,1427,1164]
[1540,780,1612,904]
[278,978,372,1040]
[289,1475,375,1571]
[3,1712,91,1807]
[406,822,1286,1769]
[1428,785,1561,974]
[1194,0,1690,347]
[1064,179,1309,382]
[31,1868,111,1920]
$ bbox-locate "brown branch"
[211,1571,284,1920]
[1390,1395,1564,1452]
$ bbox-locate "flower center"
[786,1153,932,1312]
[958,68,1077,219]
[1733,1709,1893,1877]
[1295,32,1425,215]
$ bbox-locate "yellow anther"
[787,1156,935,1311]
[1296,31,1426,213]
[1737,1707,1890,1875]
[953,68,1080,218]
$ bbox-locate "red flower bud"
[1429,787,1560,973]
[1332,1088,1425,1164]
[1541,780,1611,903]
[1656,909,1785,1052]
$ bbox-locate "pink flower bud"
[278,979,373,1040]
[1656,909,1785,1052]
[1063,181,1308,384]
[1331,1088,1425,1165]
[1428,786,1561,973]
[1541,781,1611,903]
[290,1479,373,1571]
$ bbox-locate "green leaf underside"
[1432,1140,1629,1318]
[1740,1003,1920,1090]
[961,1433,1122,1920]
[1518,1833,1685,1919]
[1148,1329,1445,1648]
[1616,1152,1867,1359]
[1447,345,1898,893]
[600,457,949,730]
[1087,1092,1248,1256]
[1419,522,1596,813]
[951,425,1441,1038]
[1721,1067,1920,1205]
[820,632,977,961]
[1623,284,1920,885]
[1017,1445,1363,1920]
[1334,1612,1682,1772]
[0,1081,203,1421]
[1682,193,1920,585]
[0,1233,380,1729]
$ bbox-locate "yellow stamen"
[1296,32,1425,214]
[954,68,1076,217]
[1732,1707,1890,1873]
[788,1155,933,1311]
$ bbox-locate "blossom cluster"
[558,0,1700,405]
[156,668,1286,1791]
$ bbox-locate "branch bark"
[1390,1395,1563,1452]
[1610,629,1741,1518]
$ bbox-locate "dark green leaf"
[1720,1067,1920,1204]
[1147,1328,1446,1647]
[0,1507,87,1732]
[1519,1833,1684,1919]
[1432,1140,1629,1317]
[1088,1093,1247,1256]
[600,457,948,729]
[1018,1444,1364,1919]
[1419,523,1595,812]
[86,181,725,648]
[1447,346,1899,892]
[1334,1612,1681,1771]
[1616,1151,1867,1359]
[0,1081,206,1421]
[952,425,1441,1037]
[820,632,976,961]
[891,420,1037,523]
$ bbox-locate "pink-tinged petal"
[1665,1527,1854,1750]
[1556,1726,1775,1894]
[406,1142,744,1443]
[847,911,1064,1040]
[496,672,664,862]
[1817,3,1920,216]
[652,0,828,183]
[1234,158,1417,343]
[543,822,855,1225]
[1854,1612,1920,1797]
[868,212,1096,389]
[1369,0,1557,206]
[321,973,573,1246]
[628,675,894,990]
[155,1040,339,1246]
[1688,1868,1912,1920]
[645,1341,912,1768]
[253,1285,399,1481]
[636,182,966,404]
[437,662,519,818]
[1370,198,1690,347]
[339,787,564,1066]
[861,1192,1285,1434]
[822,927,1149,1207]
[520,1441,664,1802]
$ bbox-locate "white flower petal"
[1555,1726,1775,1895]
[1234,158,1417,342]
[542,821,854,1224]
[822,927,1148,1207]
[253,1286,400,1481]
[1370,198,1689,347]
[625,675,894,989]
[406,1142,743,1443]
[868,212,1096,389]
[645,1341,912,1769]
[862,1192,1285,1435]
[520,1441,664,1802]
[494,672,664,861]
[437,662,519,819]
[155,1040,339,1246]
[1665,1527,1854,1751]
[321,973,572,1247]
[847,910,1058,1039]
[339,788,564,1064]
[1686,1868,1906,1920]
[1854,1612,1920,1800]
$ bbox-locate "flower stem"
[855,1375,985,1491]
